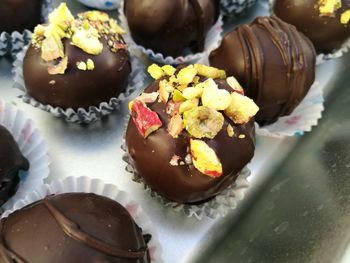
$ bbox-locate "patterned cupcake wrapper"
[0,0,52,58]
[13,45,147,124]
[256,81,324,138]
[220,0,258,17]
[76,0,121,10]
[269,0,350,64]
[118,2,224,65]
[1,176,162,263]
[0,99,50,210]
[121,137,251,220]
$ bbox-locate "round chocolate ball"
[273,0,350,54]
[0,0,44,33]
[0,125,29,206]
[0,193,150,263]
[209,16,316,125]
[124,0,220,57]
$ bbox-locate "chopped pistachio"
[148,64,164,80]
[341,10,350,24]
[177,65,197,85]
[86,59,95,70]
[76,61,87,71]
[227,124,234,137]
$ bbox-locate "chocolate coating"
[0,125,29,206]
[23,38,131,110]
[124,0,220,57]
[273,0,350,54]
[209,16,316,124]
[0,193,150,263]
[126,79,255,204]
[0,0,43,33]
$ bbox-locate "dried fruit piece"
[72,28,103,55]
[173,89,186,102]
[227,124,234,137]
[177,65,197,85]
[194,64,226,79]
[47,56,68,75]
[130,100,162,138]
[341,10,350,24]
[201,79,232,111]
[226,76,244,95]
[162,65,176,76]
[179,98,199,114]
[41,34,64,62]
[148,64,164,80]
[168,113,184,138]
[183,106,224,139]
[224,92,259,124]
[190,139,223,177]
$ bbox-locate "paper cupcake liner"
[0,0,52,58]
[77,0,121,10]
[13,45,147,124]
[1,176,162,263]
[118,2,224,65]
[269,0,350,65]
[256,81,324,138]
[220,0,257,17]
[121,138,251,220]
[0,99,50,210]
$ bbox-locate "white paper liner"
[256,81,324,138]
[220,0,257,17]
[0,0,52,58]
[269,0,350,65]
[13,45,147,124]
[1,176,162,263]
[77,0,121,10]
[118,2,224,65]
[0,99,50,210]
[121,139,251,220]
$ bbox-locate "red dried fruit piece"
[130,100,162,138]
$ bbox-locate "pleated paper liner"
[220,0,258,18]
[76,0,121,10]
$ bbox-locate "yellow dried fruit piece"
[168,113,184,138]
[319,0,341,16]
[341,10,350,24]
[77,61,87,71]
[86,59,95,70]
[177,65,197,85]
[202,78,232,111]
[190,139,223,177]
[48,56,68,75]
[227,124,234,137]
[83,11,109,22]
[226,76,244,94]
[72,29,103,55]
[148,64,164,80]
[48,3,74,31]
[162,65,176,76]
[41,35,64,62]
[194,64,226,79]
[173,89,186,102]
[182,84,203,99]
[224,92,259,124]
[183,106,224,139]
[179,98,199,114]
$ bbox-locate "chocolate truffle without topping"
[0,193,150,263]
[0,125,29,206]
[124,0,220,57]
[209,16,316,125]
[0,0,44,33]
[273,0,350,54]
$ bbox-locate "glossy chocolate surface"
[0,193,150,263]
[0,0,43,33]
[23,38,131,110]
[126,79,255,204]
[0,125,29,206]
[124,0,220,57]
[209,16,316,124]
[273,0,350,54]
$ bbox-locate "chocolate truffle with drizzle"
[23,3,131,110]
[126,64,259,204]
[0,193,151,263]
[124,0,220,57]
[209,16,316,125]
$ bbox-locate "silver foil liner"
[13,45,147,124]
[1,176,162,262]
[0,0,52,58]
[220,0,257,17]
[76,0,121,10]
[121,137,251,220]
[118,2,224,65]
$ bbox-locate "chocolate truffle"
[126,64,259,204]
[0,193,151,263]
[209,16,316,124]
[124,0,220,57]
[0,125,29,206]
[0,0,44,33]
[273,0,350,54]
[23,4,131,110]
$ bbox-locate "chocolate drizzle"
[209,16,316,124]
